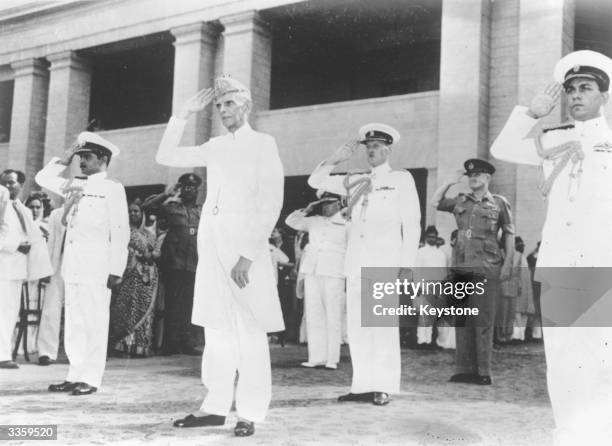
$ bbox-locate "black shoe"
[38,355,53,366]
[173,414,226,428]
[234,420,255,437]
[0,360,19,369]
[449,373,476,383]
[338,392,374,402]
[70,383,97,395]
[475,375,492,385]
[372,392,390,406]
[48,381,78,392]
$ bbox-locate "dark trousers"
[162,269,203,352]
[451,273,498,376]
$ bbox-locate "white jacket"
[35,160,129,284]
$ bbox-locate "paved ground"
[1,342,553,445]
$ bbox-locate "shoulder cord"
[342,170,372,221]
[534,133,584,198]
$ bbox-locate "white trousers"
[37,273,65,360]
[64,283,110,388]
[200,307,271,422]
[303,274,345,366]
[543,326,612,445]
[346,277,400,394]
[0,280,23,362]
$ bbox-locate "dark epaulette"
[542,122,574,133]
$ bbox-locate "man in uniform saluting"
[491,50,612,445]
[156,76,284,437]
[434,159,514,385]
[309,123,421,406]
[36,132,129,395]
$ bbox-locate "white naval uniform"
[491,106,612,444]
[309,161,420,394]
[37,209,66,361]
[36,160,129,388]
[286,209,347,366]
[156,117,284,422]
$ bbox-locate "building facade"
[0,0,610,251]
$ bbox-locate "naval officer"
[491,50,612,445]
[36,132,129,395]
[285,190,347,370]
[308,123,421,406]
[155,76,284,437]
[434,159,514,385]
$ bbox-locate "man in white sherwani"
[36,133,129,395]
[309,123,421,406]
[285,190,347,370]
[0,171,52,369]
[156,76,284,437]
[491,50,612,445]
[36,207,66,365]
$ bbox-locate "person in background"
[0,170,52,369]
[143,174,203,356]
[286,191,347,369]
[109,200,159,357]
[434,159,514,386]
[495,236,524,347]
[414,225,448,349]
[26,192,50,240]
[511,237,535,342]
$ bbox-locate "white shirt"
[35,160,130,284]
[0,198,28,280]
[308,161,421,278]
[285,209,347,278]
[491,106,612,267]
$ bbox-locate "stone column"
[44,51,92,164]
[8,58,49,193]
[435,0,492,237]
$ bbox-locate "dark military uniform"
[437,190,514,376]
[160,200,203,353]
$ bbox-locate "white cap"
[358,123,400,145]
[75,131,120,157]
[553,50,612,92]
[214,75,252,102]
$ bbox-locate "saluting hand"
[326,139,360,165]
[231,256,253,289]
[527,82,563,119]
[177,88,215,120]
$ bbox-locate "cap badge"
[573,65,580,73]
[468,162,474,169]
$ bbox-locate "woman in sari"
[109,200,159,357]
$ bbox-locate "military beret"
[178,173,202,187]
[464,158,495,175]
[358,123,400,145]
[554,50,612,92]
